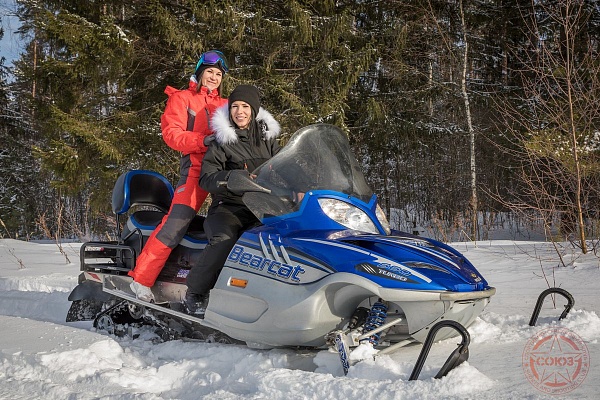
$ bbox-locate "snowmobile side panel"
[204,288,268,323]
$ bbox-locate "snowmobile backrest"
[112,170,174,215]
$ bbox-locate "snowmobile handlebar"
[219,170,271,195]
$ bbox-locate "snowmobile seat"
[129,210,167,228]
[128,210,206,239]
[112,170,174,215]
[112,170,175,249]
[114,170,207,243]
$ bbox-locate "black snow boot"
[183,291,207,316]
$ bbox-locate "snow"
[1,238,599,399]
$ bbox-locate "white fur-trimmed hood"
[210,105,281,145]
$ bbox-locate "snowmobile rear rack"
[80,241,136,274]
[80,225,143,273]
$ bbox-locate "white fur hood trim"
[210,105,281,146]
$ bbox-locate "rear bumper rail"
[80,241,136,274]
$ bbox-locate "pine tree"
[13,0,375,226]
[10,0,600,240]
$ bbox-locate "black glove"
[229,169,250,178]
[203,135,215,146]
[226,170,253,195]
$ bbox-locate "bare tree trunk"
[459,0,478,241]
[32,39,37,98]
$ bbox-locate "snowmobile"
[67,123,495,356]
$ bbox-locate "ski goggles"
[195,50,229,74]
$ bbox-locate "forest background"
[1,0,600,249]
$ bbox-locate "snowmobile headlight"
[375,204,392,235]
[318,198,379,234]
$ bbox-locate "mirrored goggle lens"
[196,51,229,73]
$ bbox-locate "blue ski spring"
[362,300,388,346]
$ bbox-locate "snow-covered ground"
[1,238,599,399]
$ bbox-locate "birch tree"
[458,0,478,240]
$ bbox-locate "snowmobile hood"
[256,227,483,292]
[330,232,489,292]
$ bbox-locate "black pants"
[186,203,258,296]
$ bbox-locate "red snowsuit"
[128,80,227,287]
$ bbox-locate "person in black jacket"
[185,85,282,314]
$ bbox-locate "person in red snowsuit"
[128,50,230,302]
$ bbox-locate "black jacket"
[200,105,282,207]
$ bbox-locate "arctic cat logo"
[228,245,305,282]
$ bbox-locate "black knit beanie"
[228,85,261,116]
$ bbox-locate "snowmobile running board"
[102,276,206,325]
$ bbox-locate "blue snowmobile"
[67,123,495,356]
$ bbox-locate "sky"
[0,0,22,69]
[1,238,599,399]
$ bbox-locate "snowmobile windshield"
[244,123,373,220]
